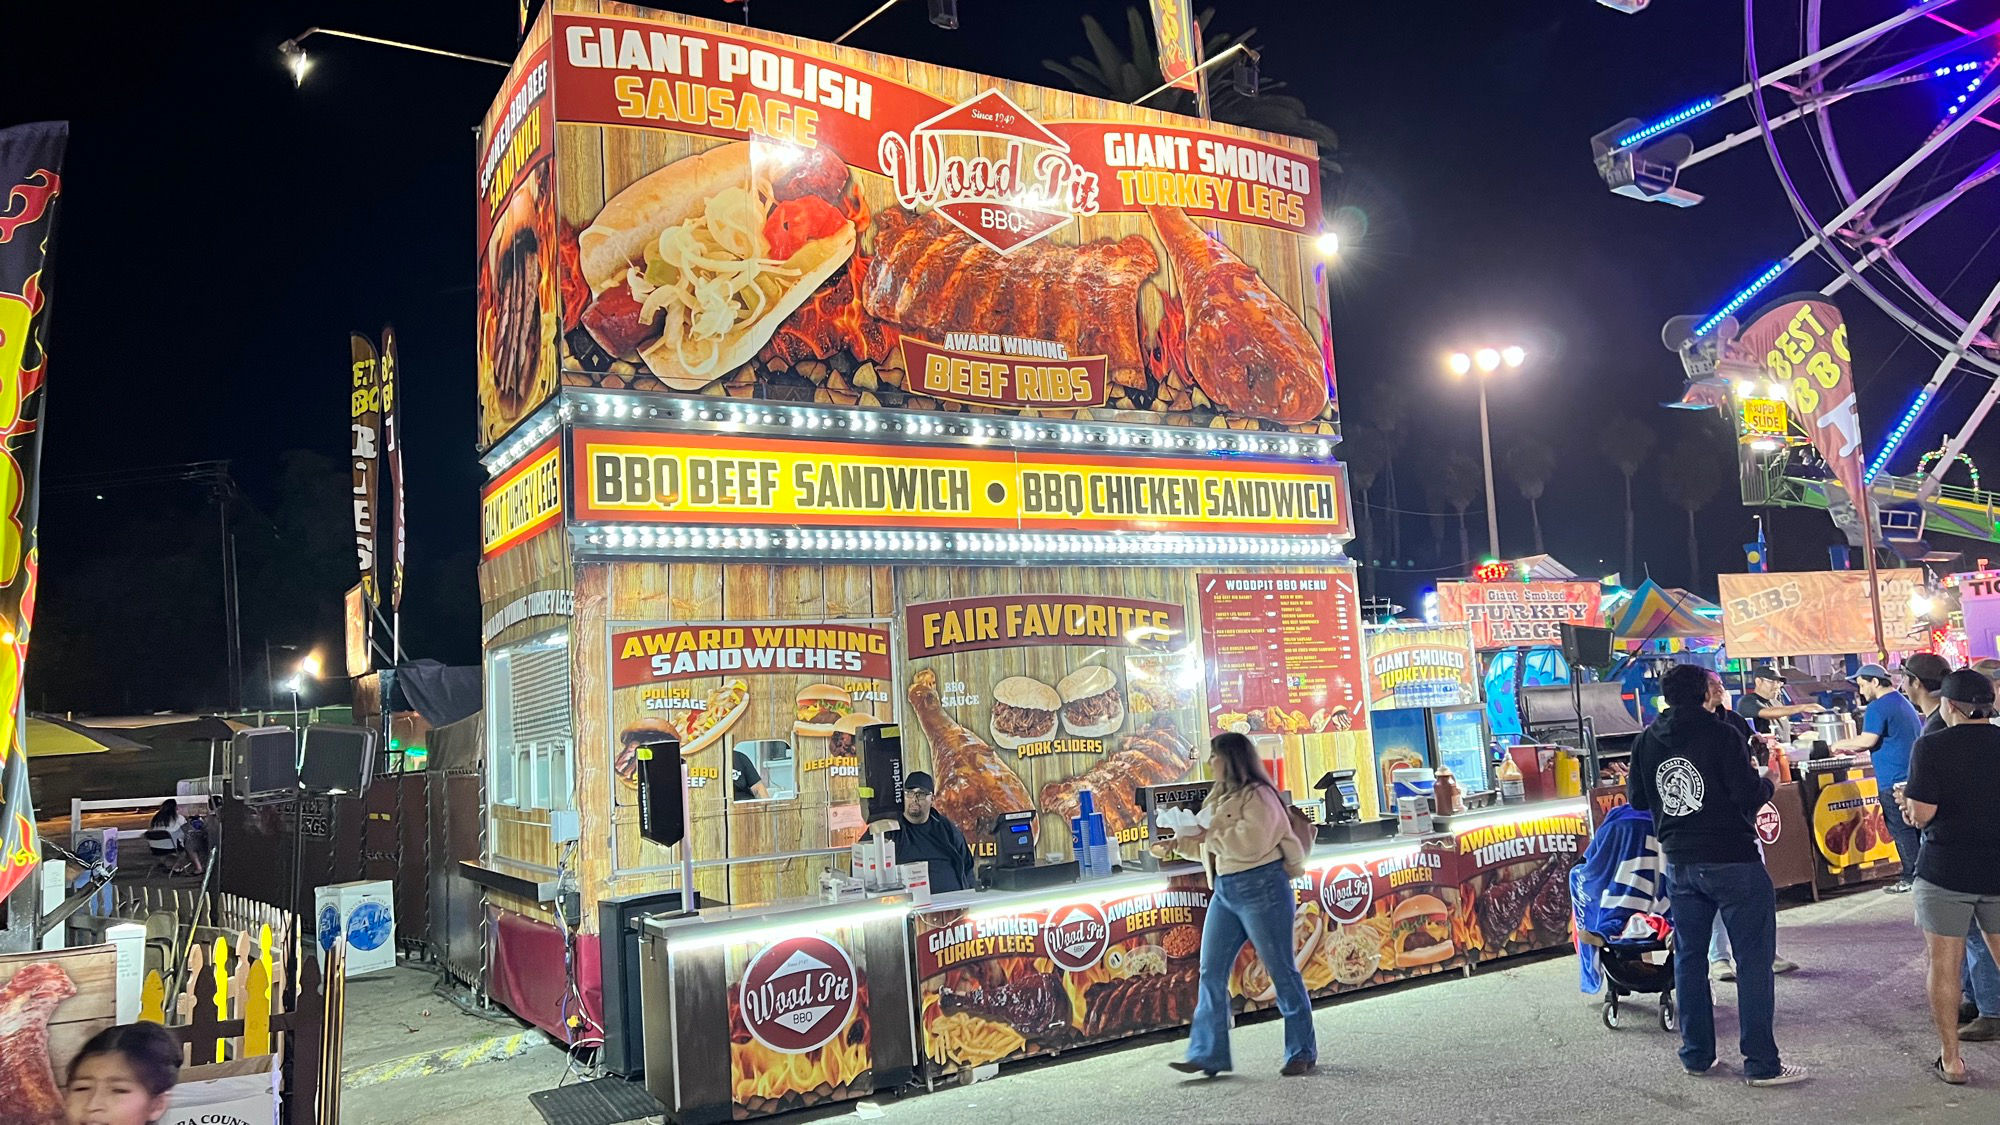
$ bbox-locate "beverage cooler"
[1369,704,1491,815]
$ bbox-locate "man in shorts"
[1896,670,2000,1084]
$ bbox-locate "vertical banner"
[381,325,405,615]
[1149,0,1202,92]
[349,333,381,610]
[344,583,369,679]
[1730,297,1866,543]
[0,121,66,902]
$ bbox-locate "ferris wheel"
[1594,0,2000,503]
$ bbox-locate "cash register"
[1314,770,1394,843]
[983,809,1078,891]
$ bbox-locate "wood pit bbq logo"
[878,89,1101,254]
[1755,802,1782,845]
[1041,902,1110,972]
[1319,864,1374,925]
[738,934,860,1054]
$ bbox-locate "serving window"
[486,628,573,869]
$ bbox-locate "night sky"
[4,1,1994,711]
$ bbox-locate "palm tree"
[1597,415,1657,580]
[1042,8,1341,178]
[1365,381,1416,563]
[1336,426,1389,594]
[1502,438,1556,555]
[1658,446,1730,589]
[1426,452,1483,569]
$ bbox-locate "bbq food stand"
[471,0,1374,1111]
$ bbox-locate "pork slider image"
[990,676,1062,750]
[1058,665,1125,738]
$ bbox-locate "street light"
[282,653,322,730]
[277,27,509,88]
[1315,231,1341,258]
[1446,343,1530,562]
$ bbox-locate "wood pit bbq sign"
[738,934,860,1054]
[881,89,1100,254]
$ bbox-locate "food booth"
[468,5,1591,1121]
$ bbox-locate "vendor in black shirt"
[731,749,768,801]
[878,772,976,893]
[1895,670,2000,1084]
[1743,666,1819,736]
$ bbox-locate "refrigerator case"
[1369,705,1493,815]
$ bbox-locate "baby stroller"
[1580,928,1675,1030]
[1570,804,1675,1032]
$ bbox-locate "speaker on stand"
[1560,624,1617,784]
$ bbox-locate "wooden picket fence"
[112,890,346,1124]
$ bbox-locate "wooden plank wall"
[573,561,896,924]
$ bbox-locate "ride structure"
[1595,0,2000,546]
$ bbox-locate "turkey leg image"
[907,668,1034,839]
[0,961,80,1125]
[1147,205,1329,425]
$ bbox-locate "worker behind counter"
[872,772,976,894]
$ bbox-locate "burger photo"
[795,684,855,736]
[829,711,882,756]
[1057,665,1125,738]
[1387,893,1456,969]
[989,676,1062,750]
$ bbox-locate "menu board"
[1196,571,1366,736]
[898,589,1202,857]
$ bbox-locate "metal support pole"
[1912,277,2000,499]
[1478,377,1500,560]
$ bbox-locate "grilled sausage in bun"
[577,141,856,388]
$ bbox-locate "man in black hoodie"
[1630,663,1804,1086]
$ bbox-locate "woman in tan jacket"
[1157,732,1315,1077]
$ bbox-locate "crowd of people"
[1629,656,2000,1087]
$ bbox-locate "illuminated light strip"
[1867,388,1934,481]
[662,899,916,954]
[1615,97,1717,149]
[572,524,1350,562]
[1915,446,1982,490]
[484,390,1342,478]
[1695,260,1789,337]
[1937,55,1998,128]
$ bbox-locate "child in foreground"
[65,1022,181,1125]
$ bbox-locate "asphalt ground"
[345,885,1996,1124]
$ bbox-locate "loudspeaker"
[231,727,298,801]
[635,735,684,847]
[1560,624,1615,668]
[300,724,378,795]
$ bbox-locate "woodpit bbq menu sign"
[474,0,1336,450]
[1196,572,1367,735]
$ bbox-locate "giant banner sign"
[473,0,1335,450]
[1363,623,1479,710]
[570,429,1348,537]
[1729,298,1866,543]
[1435,581,1602,649]
[0,121,65,901]
[1716,570,1924,658]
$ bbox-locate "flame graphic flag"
[0,121,66,903]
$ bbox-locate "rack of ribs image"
[907,668,1034,839]
[1039,722,1196,834]
[1081,968,1198,1037]
[1147,204,1329,425]
[0,961,79,1125]
[941,969,1075,1044]
[862,209,1158,389]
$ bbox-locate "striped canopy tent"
[1607,579,1723,643]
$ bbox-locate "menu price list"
[1196,572,1366,734]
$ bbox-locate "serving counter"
[638,799,1589,1118]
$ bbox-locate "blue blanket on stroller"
[1569,804,1672,993]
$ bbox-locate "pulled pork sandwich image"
[1058,665,1125,738]
[990,676,1062,750]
